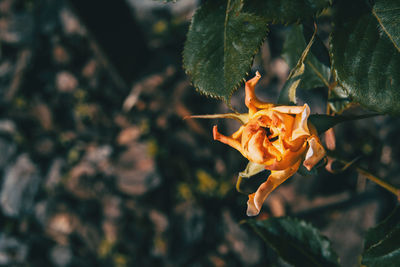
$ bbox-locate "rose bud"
[190,72,325,216]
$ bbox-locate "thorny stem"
[329,153,400,200]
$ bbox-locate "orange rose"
[193,72,325,216]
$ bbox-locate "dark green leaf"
[330,0,400,114]
[373,0,400,52]
[282,25,330,90]
[247,217,340,267]
[328,85,352,114]
[244,0,331,24]
[309,113,379,134]
[277,67,303,105]
[362,206,400,267]
[278,26,317,104]
[183,0,268,101]
[302,22,331,68]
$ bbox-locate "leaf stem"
[328,153,400,199]
[307,61,330,88]
[354,166,400,199]
[372,9,400,53]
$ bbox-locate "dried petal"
[191,72,326,216]
[247,160,301,216]
[303,136,326,171]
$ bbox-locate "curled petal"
[246,160,301,216]
[291,104,311,140]
[247,131,268,163]
[271,105,306,114]
[247,194,259,217]
[213,125,247,158]
[303,136,326,171]
[245,71,275,115]
[264,144,306,170]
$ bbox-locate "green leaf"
[309,113,379,134]
[282,25,330,90]
[183,0,268,101]
[302,22,331,68]
[362,206,400,267]
[328,84,352,114]
[243,0,332,24]
[278,26,317,105]
[330,0,400,114]
[246,217,340,267]
[373,0,400,52]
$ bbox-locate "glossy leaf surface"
[247,217,340,267]
[183,0,268,101]
[362,206,400,267]
[331,0,400,114]
[283,25,330,90]
[244,0,331,24]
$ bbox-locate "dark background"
[0,0,399,266]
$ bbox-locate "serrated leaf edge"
[182,1,269,105]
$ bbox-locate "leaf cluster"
[247,208,400,266]
[158,0,400,265]
[181,0,400,114]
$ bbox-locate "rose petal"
[271,105,305,114]
[213,125,245,157]
[291,104,311,140]
[246,194,259,216]
[248,131,267,163]
[303,136,326,170]
[246,160,301,216]
[245,72,275,115]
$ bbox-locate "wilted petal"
[245,71,275,115]
[213,125,244,157]
[247,131,267,163]
[247,194,259,216]
[303,136,325,171]
[190,71,327,217]
[291,104,310,140]
[246,160,301,216]
[271,105,306,114]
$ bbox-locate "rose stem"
[354,166,400,200]
[331,155,400,200]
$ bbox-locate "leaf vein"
[372,9,400,52]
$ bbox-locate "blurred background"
[0,0,399,266]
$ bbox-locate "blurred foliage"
[0,0,399,266]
